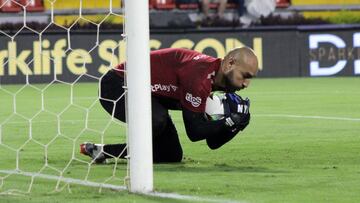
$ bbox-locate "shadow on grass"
[154,162,287,174]
[63,157,287,174]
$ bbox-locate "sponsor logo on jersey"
[185,93,202,107]
[170,85,178,92]
[151,84,178,93]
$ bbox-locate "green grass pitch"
[0,77,359,203]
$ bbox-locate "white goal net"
[0,0,152,195]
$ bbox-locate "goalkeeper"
[80,47,258,163]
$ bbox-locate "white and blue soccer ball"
[205,91,226,121]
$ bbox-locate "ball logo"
[185,93,202,107]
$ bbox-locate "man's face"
[223,61,257,93]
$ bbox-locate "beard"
[223,70,241,93]
[212,70,242,93]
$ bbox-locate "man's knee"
[154,120,183,163]
[153,149,183,163]
[166,151,183,163]
[170,148,183,163]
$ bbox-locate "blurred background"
[0,1,359,201]
[1,0,360,29]
[0,0,359,82]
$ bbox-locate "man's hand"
[223,93,251,132]
[225,93,250,114]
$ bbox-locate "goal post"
[125,0,153,193]
[0,0,153,195]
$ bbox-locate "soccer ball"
[205,91,226,120]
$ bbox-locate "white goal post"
[0,0,153,195]
[125,0,153,193]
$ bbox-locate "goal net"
[0,0,152,195]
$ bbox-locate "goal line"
[0,169,240,203]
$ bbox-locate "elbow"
[206,136,226,150]
[206,142,222,150]
[187,132,203,142]
[185,128,204,142]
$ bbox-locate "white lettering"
[309,34,347,76]
[151,84,178,93]
[354,33,360,74]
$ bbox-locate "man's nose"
[242,80,250,88]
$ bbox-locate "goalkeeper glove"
[225,93,250,114]
[223,93,251,132]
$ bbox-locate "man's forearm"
[182,108,226,141]
[182,108,242,149]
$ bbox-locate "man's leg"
[83,69,182,163]
[92,69,127,159]
[99,69,126,122]
[102,97,183,163]
[237,0,245,17]
[217,0,227,19]
[201,0,210,18]
[80,69,127,162]
[152,116,183,163]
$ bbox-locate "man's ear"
[224,57,234,72]
[228,57,235,65]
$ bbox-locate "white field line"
[1,119,111,125]
[2,114,360,125]
[0,169,126,190]
[146,191,243,203]
[0,170,243,203]
[254,114,360,122]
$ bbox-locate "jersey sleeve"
[114,63,125,77]
[176,50,215,113]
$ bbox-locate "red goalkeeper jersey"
[115,48,221,113]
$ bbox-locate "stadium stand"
[21,0,44,12]
[0,0,359,28]
[176,0,199,10]
[2,0,359,14]
[151,0,176,10]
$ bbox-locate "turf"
[0,77,359,203]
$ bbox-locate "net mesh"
[0,0,129,195]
